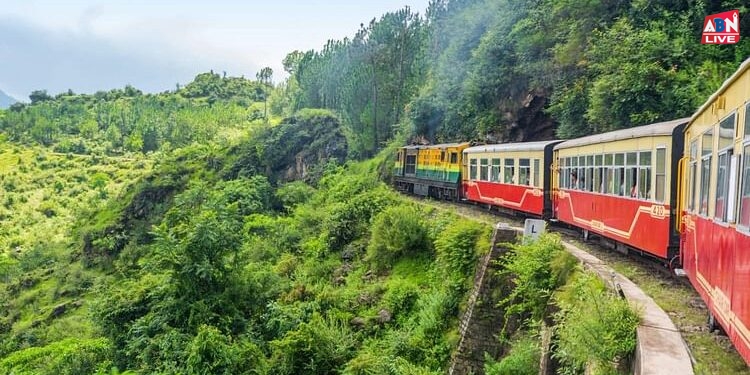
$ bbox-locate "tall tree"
[256,67,274,119]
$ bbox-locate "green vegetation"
[1,119,493,373]
[1,71,272,155]
[489,235,639,375]
[3,0,750,373]
[287,0,748,148]
[553,272,640,375]
[485,335,540,375]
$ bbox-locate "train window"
[719,113,735,149]
[700,155,712,216]
[441,151,446,162]
[616,168,626,196]
[626,152,637,165]
[639,152,651,200]
[716,151,732,221]
[688,141,698,211]
[655,148,666,202]
[405,154,417,175]
[615,153,624,165]
[571,157,578,189]
[533,159,540,187]
[594,155,602,193]
[584,156,593,191]
[480,159,489,181]
[702,129,714,156]
[739,144,750,227]
[491,158,501,182]
[519,159,531,186]
[614,153,624,196]
[699,130,714,216]
[504,159,515,184]
[626,152,638,198]
[601,168,611,194]
[469,158,477,180]
[450,152,458,164]
[602,154,613,194]
[567,158,574,189]
[744,102,750,139]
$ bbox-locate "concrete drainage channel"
[449,222,694,375]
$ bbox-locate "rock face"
[227,109,348,185]
[489,90,557,143]
[275,111,347,183]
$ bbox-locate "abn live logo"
[702,10,740,44]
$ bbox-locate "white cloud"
[0,0,430,96]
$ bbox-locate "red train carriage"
[462,141,561,218]
[679,57,750,365]
[553,118,688,260]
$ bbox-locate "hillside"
[0,106,499,373]
[0,89,17,109]
[2,0,750,373]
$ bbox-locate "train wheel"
[708,312,723,334]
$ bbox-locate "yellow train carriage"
[393,142,470,200]
[461,141,560,218]
[678,57,750,365]
[553,118,687,260]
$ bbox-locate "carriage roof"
[555,118,689,149]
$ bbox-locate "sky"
[0,0,431,101]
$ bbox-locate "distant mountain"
[0,89,18,109]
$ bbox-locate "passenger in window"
[630,183,638,198]
[570,171,578,189]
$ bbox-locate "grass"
[0,147,151,254]
[0,145,151,356]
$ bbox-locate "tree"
[282,51,304,75]
[29,89,52,104]
[256,67,274,119]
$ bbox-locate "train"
[393,57,750,365]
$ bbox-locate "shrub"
[324,187,396,251]
[18,243,57,271]
[217,176,273,216]
[484,335,540,375]
[0,254,18,282]
[38,201,58,218]
[0,337,112,375]
[366,205,430,272]
[186,324,268,375]
[434,220,488,284]
[553,271,640,374]
[270,313,356,374]
[381,279,421,322]
[275,181,316,211]
[499,234,577,323]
